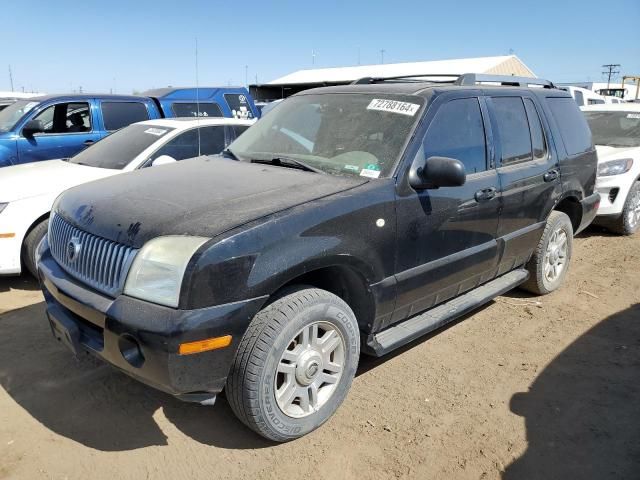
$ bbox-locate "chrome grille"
[48,214,137,297]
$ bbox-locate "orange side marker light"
[179,335,232,355]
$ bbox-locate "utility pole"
[602,64,621,89]
[8,65,14,91]
[312,49,316,66]
[380,49,385,64]
[357,46,361,65]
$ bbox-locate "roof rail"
[455,73,556,88]
[350,73,556,89]
[351,74,460,85]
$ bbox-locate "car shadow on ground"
[0,302,272,451]
[504,303,640,479]
[0,275,40,293]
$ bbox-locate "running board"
[364,269,529,356]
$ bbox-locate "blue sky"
[3,0,639,94]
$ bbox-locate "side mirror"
[409,156,466,190]
[23,119,44,137]
[151,155,177,167]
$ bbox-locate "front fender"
[181,181,397,310]
[0,137,18,167]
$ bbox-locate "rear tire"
[521,211,573,295]
[22,219,48,278]
[226,286,360,442]
[609,181,640,236]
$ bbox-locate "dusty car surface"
[37,74,599,441]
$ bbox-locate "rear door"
[98,100,152,137]
[16,100,102,163]
[487,94,562,275]
[392,94,501,325]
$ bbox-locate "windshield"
[228,93,424,177]
[0,100,40,132]
[68,123,175,169]
[584,111,640,148]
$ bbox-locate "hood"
[55,157,368,248]
[0,160,118,203]
[595,145,640,163]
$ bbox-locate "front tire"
[226,287,360,442]
[610,181,640,236]
[22,219,49,278]
[521,211,573,295]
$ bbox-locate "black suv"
[37,74,600,442]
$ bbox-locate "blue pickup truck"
[0,87,258,167]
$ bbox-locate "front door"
[392,95,501,327]
[16,101,101,164]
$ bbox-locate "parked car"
[0,87,258,167]
[146,87,259,121]
[37,74,599,442]
[581,104,640,234]
[0,117,253,276]
[559,86,617,106]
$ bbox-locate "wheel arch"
[272,263,376,332]
[553,194,582,233]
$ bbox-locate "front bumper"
[38,238,267,401]
[595,173,636,217]
[576,192,601,234]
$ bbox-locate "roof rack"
[350,73,557,89]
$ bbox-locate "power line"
[602,64,621,88]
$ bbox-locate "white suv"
[582,104,640,234]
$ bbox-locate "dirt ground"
[0,225,638,480]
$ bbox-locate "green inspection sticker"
[365,163,380,171]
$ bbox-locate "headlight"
[124,236,209,308]
[0,203,7,215]
[597,158,633,177]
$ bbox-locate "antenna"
[8,65,14,92]
[380,49,385,64]
[195,37,201,156]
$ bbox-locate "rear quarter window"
[172,102,223,118]
[546,97,593,156]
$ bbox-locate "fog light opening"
[609,188,619,204]
[118,334,145,368]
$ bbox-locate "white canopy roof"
[267,55,536,85]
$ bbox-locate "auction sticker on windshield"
[367,99,420,116]
[144,128,168,136]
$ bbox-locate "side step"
[365,269,529,356]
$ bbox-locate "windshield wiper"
[251,156,326,174]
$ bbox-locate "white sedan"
[581,104,640,235]
[0,117,254,276]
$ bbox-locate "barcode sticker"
[367,98,420,116]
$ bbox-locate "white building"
[251,55,536,101]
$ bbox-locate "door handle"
[474,187,497,202]
[543,169,559,182]
[83,140,95,146]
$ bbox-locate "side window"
[151,130,199,161]
[492,97,532,165]
[172,102,223,118]
[523,99,547,160]
[546,97,593,156]
[32,102,91,134]
[423,98,487,174]
[197,126,226,155]
[573,90,585,106]
[101,102,149,131]
[224,94,254,119]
